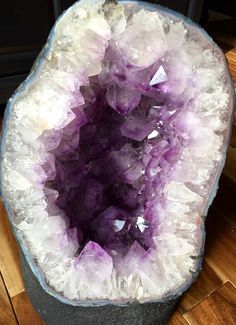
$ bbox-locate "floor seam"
[0,271,19,325]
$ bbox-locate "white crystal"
[116,10,167,67]
[147,130,159,139]
[149,66,168,86]
[114,219,126,232]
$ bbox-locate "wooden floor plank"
[179,261,224,313]
[204,206,236,285]
[184,282,236,325]
[0,273,18,325]
[168,310,189,325]
[11,291,45,325]
[0,200,24,297]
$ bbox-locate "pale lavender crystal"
[120,115,155,141]
[75,241,113,283]
[106,84,141,114]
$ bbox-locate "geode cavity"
[0,0,234,306]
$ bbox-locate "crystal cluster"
[0,0,234,304]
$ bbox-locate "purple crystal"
[120,115,155,141]
[75,241,113,283]
[106,84,141,114]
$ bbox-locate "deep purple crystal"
[40,62,189,257]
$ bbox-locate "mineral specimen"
[0,0,234,305]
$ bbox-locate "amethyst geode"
[0,0,235,306]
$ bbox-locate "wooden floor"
[169,174,236,324]
[0,175,235,325]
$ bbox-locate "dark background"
[0,0,235,105]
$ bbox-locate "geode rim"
[0,0,235,307]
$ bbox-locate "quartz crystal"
[0,0,234,305]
